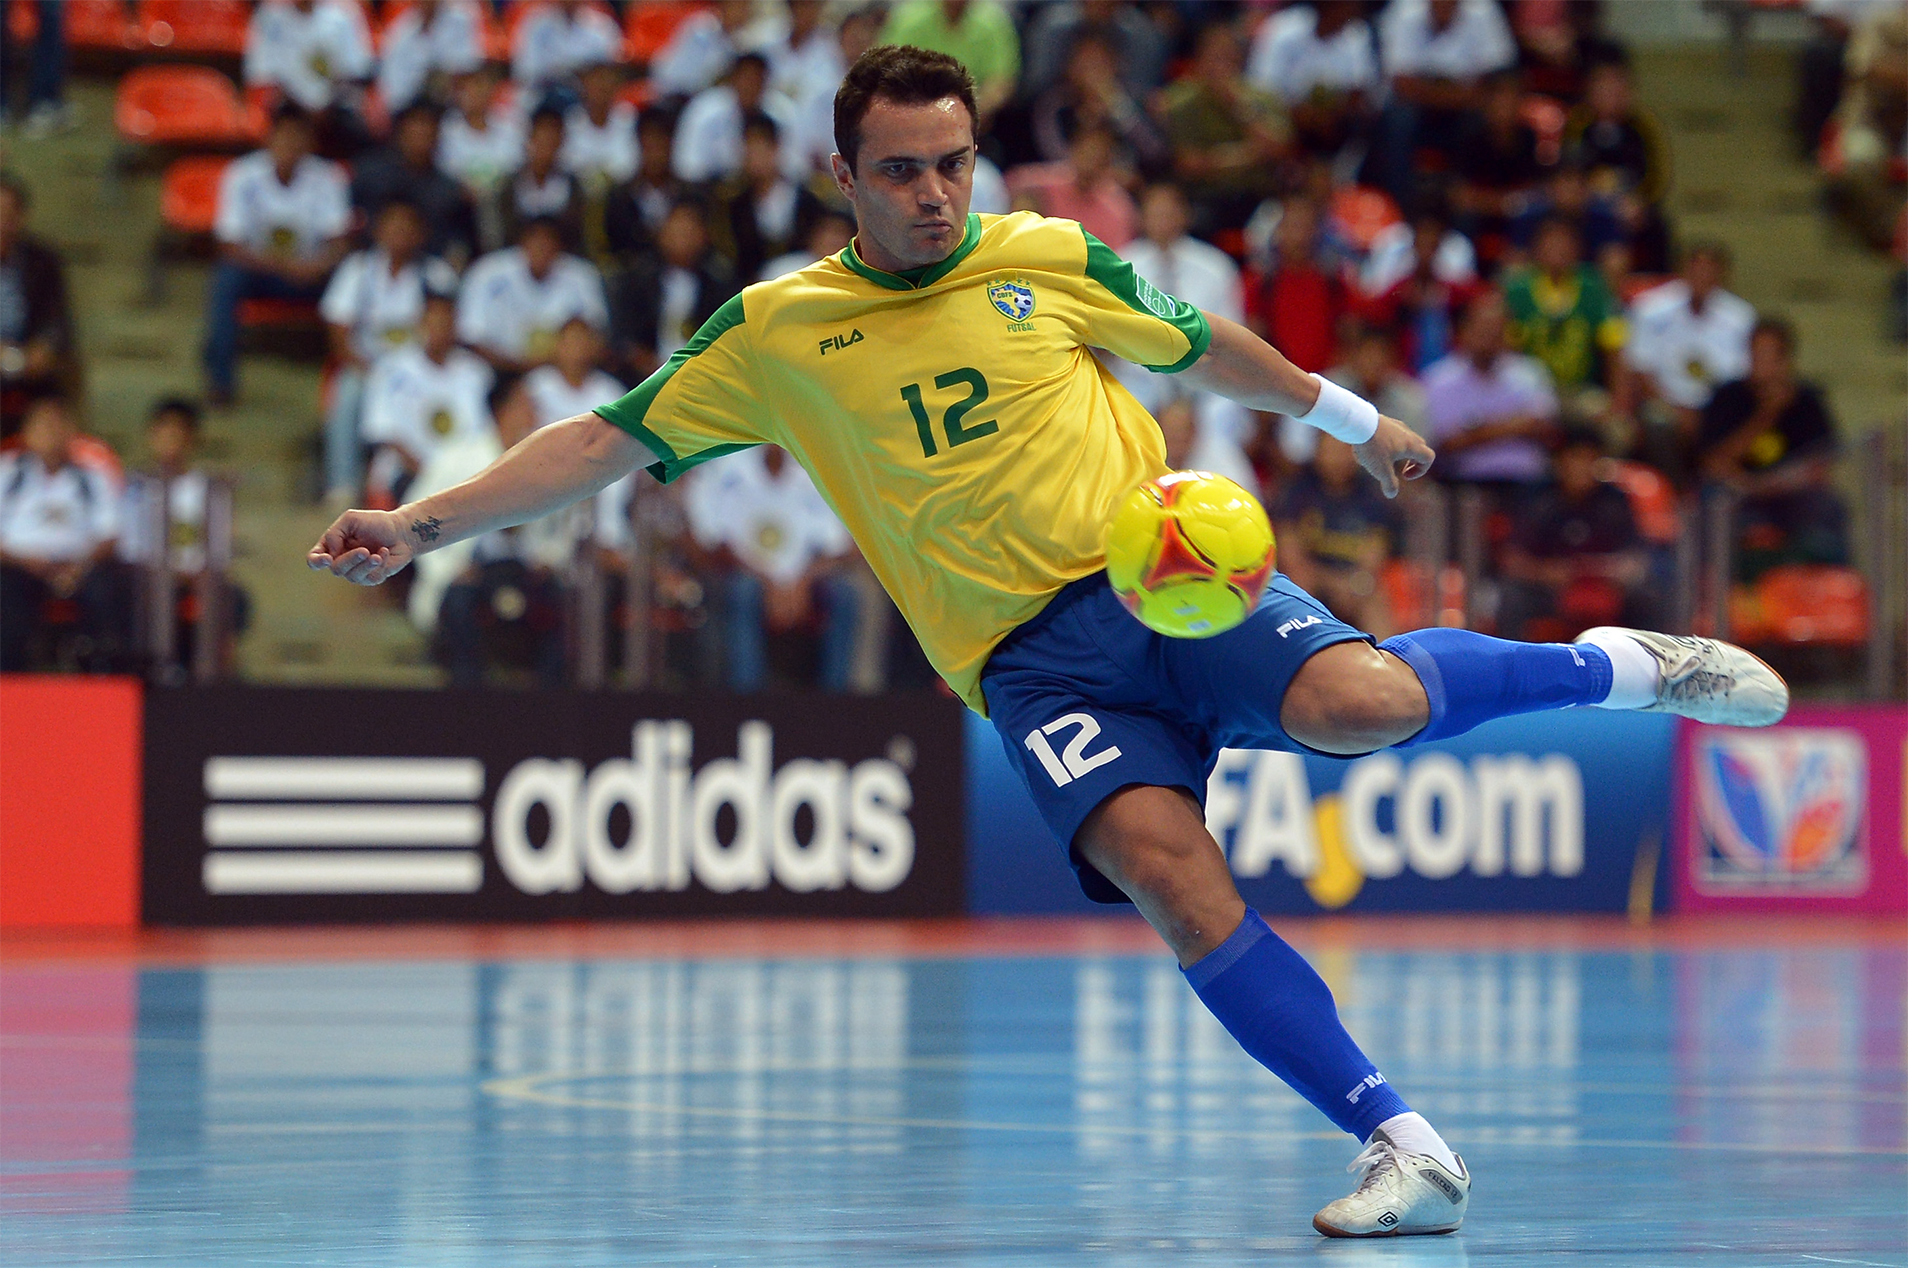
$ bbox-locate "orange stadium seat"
[139,0,250,56]
[1605,459,1682,545]
[624,0,711,64]
[1328,186,1402,253]
[116,64,262,146]
[7,0,142,50]
[160,155,229,236]
[1753,565,1870,646]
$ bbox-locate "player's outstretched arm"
[307,412,649,586]
[1177,313,1435,498]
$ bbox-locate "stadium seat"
[1379,558,1432,630]
[236,298,323,330]
[116,64,261,147]
[1521,94,1568,167]
[160,155,229,236]
[1605,459,1682,545]
[1327,186,1402,253]
[138,0,249,56]
[1752,565,1870,646]
[624,0,711,65]
[7,0,141,51]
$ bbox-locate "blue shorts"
[979,571,1371,904]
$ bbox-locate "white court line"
[203,804,484,847]
[203,851,483,894]
[204,757,483,801]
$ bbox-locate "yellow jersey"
[595,211,1212,713]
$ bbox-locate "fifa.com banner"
[143,688,966,925]
[1673,705,1907,915]
[967,709,1677,915]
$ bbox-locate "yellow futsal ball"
[1105,471,1276,638]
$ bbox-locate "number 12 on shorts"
[1025,712,1123,787]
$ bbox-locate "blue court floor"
[2,917,1903,1267]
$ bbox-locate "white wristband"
[1299,374,1380,445]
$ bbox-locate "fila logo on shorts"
[1024,713,1122,787]
[1345,1072,1389,1104]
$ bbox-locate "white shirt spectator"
[1248,6,1380,104]
[766,22,844,110]
[456,247,609,361]
[672,84,803,183]
[1379,0,1516,81]
[118,471,211,574]
[1421,349,1558,482]
[377,0,487,113]
[561,101,640,186]
[524,364,625,430]
[650,8,744,98]
[244,0,375,111]
[321,249,459,363]
[214,151,352,260]
[1359,223,1478,296]
[511,2,622,94]
[1624,280,1757,411]
[685,448,850,586]
[439,98,527,191]
[0,452,120,563]
[361,344,495,463]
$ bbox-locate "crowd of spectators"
[2,0,1888,686]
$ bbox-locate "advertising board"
[142,687,966,925]
[967,709,1676,915]
[1673,705,1906,914]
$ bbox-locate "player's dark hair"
[1752,315,1796,354]
[833,44,977,172]
[148,396,203,431]
[528,104,566,131]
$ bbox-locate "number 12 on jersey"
[901,368,999,458]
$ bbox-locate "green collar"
[839,213,982,291]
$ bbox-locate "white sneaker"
[1312,1135,1470,1238]
[1577,627,1790,727]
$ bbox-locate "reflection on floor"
[2,917,1903,1266]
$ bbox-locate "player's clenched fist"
[1354,416,1437,499]
[307,508,416,586]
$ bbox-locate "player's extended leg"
[1076,787,1471,1239]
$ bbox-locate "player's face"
[833,96,975,273]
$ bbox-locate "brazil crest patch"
[987,279,1036,322]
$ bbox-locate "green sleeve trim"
[1080,227,1213,373]
[593,292,755,483]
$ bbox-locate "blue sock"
[1380,628,1613,747]
[1184,909,1410,1140]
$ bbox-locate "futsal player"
[310,47,1788,1238]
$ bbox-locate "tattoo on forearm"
[411,515,443,544]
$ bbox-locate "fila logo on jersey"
[1276,614,1321,638]
[1024,712,1122,787]
[987,278,1036,322]
[818,328,865,355]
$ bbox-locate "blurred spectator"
[1325,324,1428,434]
[0,173,76,435]
[439,66,527,250]
[363,292,495,506]
[320,200,460,503]
[0,0,70,136]
[1451,69,1546,266]
[971,153,1012,215]
[563,61,641,189]
[504,107,585,247]
[525,317,625,430]
[1371,0,1517,203]
[1422,291,1559,484]
[1511,0,1610,100]
[1502,216,1625,402]
[459,218,609,373]
[1698,317,1850,577]
[351,102,478,266]
[1246,0,1381,163]
[674,53,802,184]
[793,7,884,172]
[880,1,1021,125]
[1620,241,1754,465]
[650,0,771,100]
[609,200,736,382]
[1497,424,1653,640]
[604,108,695,263]
[684,445,861,693]
[1006,126,1140,248]
[765,1,844,108]
[1562,47,1672,271]
[1273,434,1403,638]
[1822,6,1908,252]
[1246,196,1346,375]
[1508,157,1627,262]
[377,0,488,116]
[1155,392,1197,469]
[709,115,828,283]
[1355,201,1485,373]
[1023,1,1169,101]
[1159,22,1292,232]
[245,0,375,154]
[762,210,857,280]
[512,0,623,102]
[202,106,352,406]
[0,396,126,671]
[1029,31,1168,171]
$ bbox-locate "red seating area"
[1730,566,1871,648]
[115,64,263,147]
